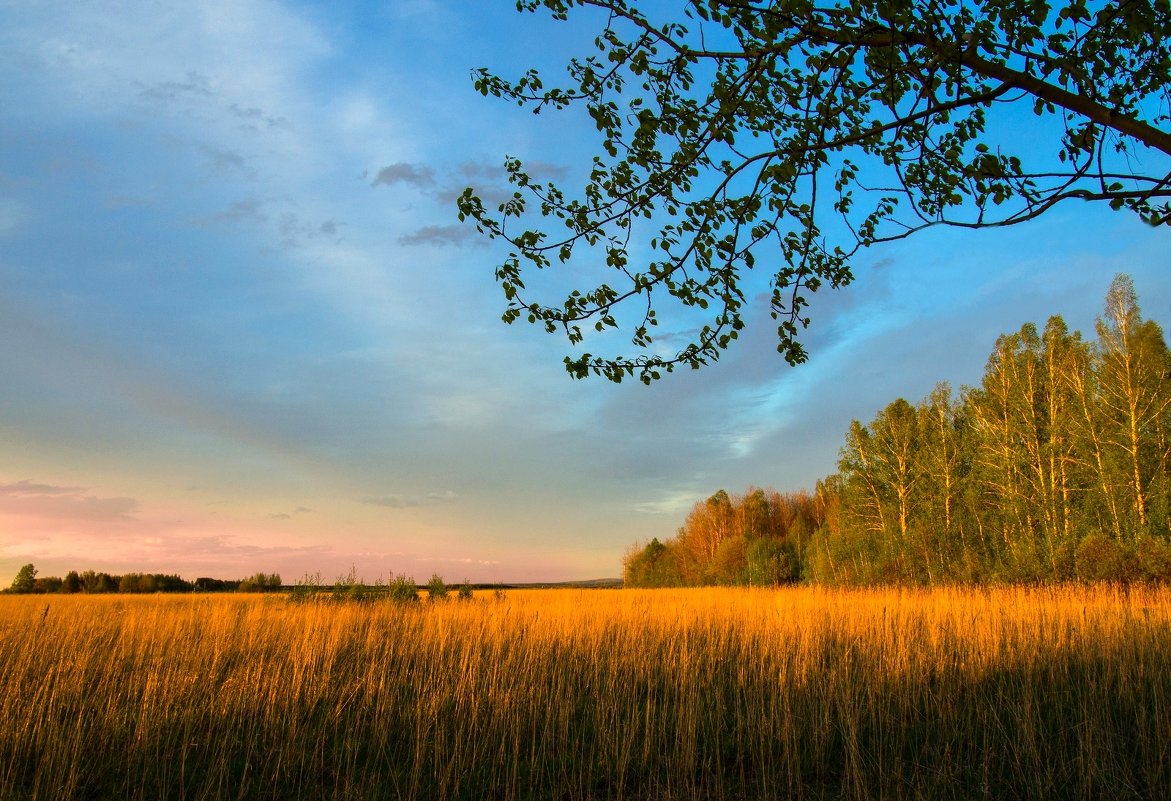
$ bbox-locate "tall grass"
[1,585,1169,800]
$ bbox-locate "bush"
[426,574,448,602]
[387,574,419,605]
[1075,534,1134,583]
[457,579,474,602]
[1134,536,1171,582]
[289,572,323,602]
[747,537,799,586]
[332,566,374,603]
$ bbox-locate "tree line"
[626,275,1171,586]
[5,564,283,594]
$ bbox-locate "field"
[1,586,1169,800]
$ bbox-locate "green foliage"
[62,571,81,594]
[81,571,118,593]
[631,276,1171,586]
[1134,536,1171,582]
[1075,534,1133,583]
[194,577,238,593]
[626,488,817,587]
[238,572,282,593]
[462,1,1171,382]
[425,574,449,602]
[116,573,193,594]
[457,580,474,602]
[820,275,1171,585]
[624,538,682,588]
[10,564,37,594]
[289,572,323,603]
[746,537,799,586]
[33,576,63,594]
[119,573,157,593]
[332,566,374,603]
[709,535,748,585]
[387,574,419,605]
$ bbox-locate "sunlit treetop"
[458,0,1171,383]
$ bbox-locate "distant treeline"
[5,565,282,595]
[626,274,1171,587]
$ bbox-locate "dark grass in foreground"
[1,586,1168,800]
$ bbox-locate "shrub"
[747,537,799,586]
[289,572,323,603]
[1075,534,1134,583]
[387,574,419,605]
[426,574,448,602]
[332,566,374,603]
[1134,536,1171,583]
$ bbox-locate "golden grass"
[1,585,1169,800]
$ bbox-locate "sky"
[1,0,1168,585]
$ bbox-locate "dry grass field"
[1,585,1169,800]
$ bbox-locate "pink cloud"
[0,480,138,521]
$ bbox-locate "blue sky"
[1,0,1168,584]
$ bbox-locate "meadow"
[1,585,1169,800]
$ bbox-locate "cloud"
[195,198,341,248]
[204,198,269,227]
[206,148,247,172]
[361,495,420,509]
[0,480,138,522]
[361,489,459,509]
[279,213,342,249]
[631,488,704,515]
[137,71,214,103]
[124,534,335,565]
[440,159,569,208]
[397,224,476,246]
[371,162,435,188]
[0,480,82,496]
[226,103,289,130]
[457,159,567,181]
[269,506,313,520]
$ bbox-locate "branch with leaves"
[459,0,1171,383]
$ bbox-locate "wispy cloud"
[457,159,567,181]
[269,506,314,520]
[397,224,475,246]
[278,213,342,249]
[137,71,214,103]
[630,487,706,516]
[226,102,289,130]
[204,198,269,227]
[371,162,435,188]
[0,480,81,496]
[0,480,138,521]
[361,489,459,509]
[205,148,248,172]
